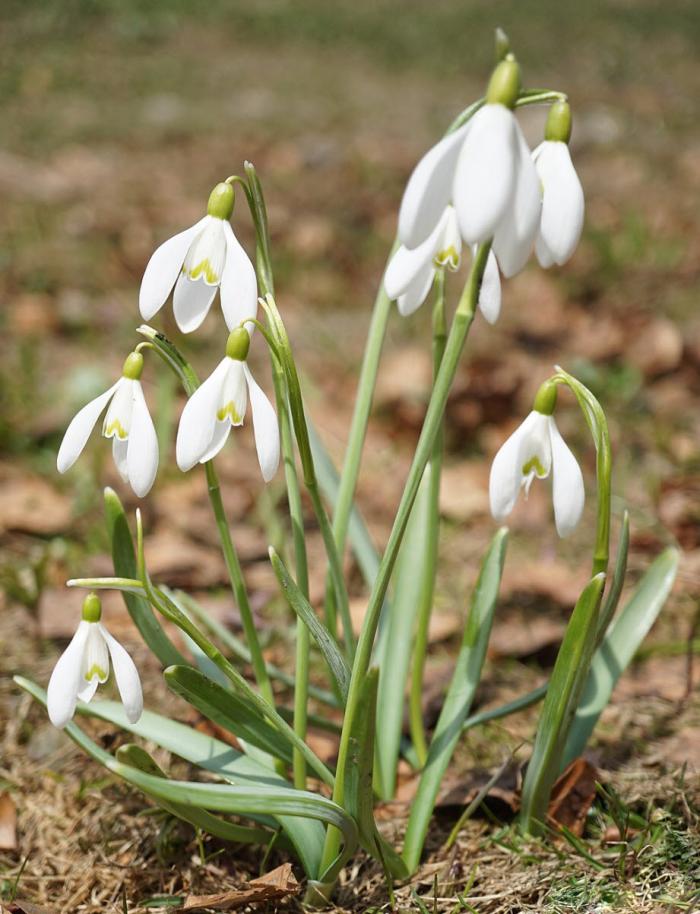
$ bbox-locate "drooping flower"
[139,182,257,334]
[488,381,584,537]
[532,101,585,268]
[57,351,158,498]
[176,327,280,481]
[47,593,143,728]
[396,57,541,279]
[384,205,502,322]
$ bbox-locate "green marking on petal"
[84,664,107,682]
[104,420,128,439]
[187,258,220,284]
[522,456,547,478]
[217,403,242,424]
[435,246,460,270]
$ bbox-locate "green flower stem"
[136,325,273,706]
[408,270,447,765]
[319,244,492,876]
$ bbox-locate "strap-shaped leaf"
[115,743,279,846]
[563,547,679,767]
[269,547,350,701]
[104,487,184,667]
[402,528,509,872]
[519,573,606,835]
[595,510,630,643]
[165,665,294,765]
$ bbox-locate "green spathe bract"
[24,33,681,905]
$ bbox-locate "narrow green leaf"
[375,468,433,799]
[596,510,630,643]
[563,547,679,767]
[462,681,549,731]
[115,743,278,846]
[402,528,509,872]
[104,488,184,667]
[14,677,324,878]
[519,573,606,835]
[269,546,350,700]
[164,665,294,765]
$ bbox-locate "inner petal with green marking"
[185,258,220,285]
[522,455,548,478]
[84,664,108,682]
[103,419,128,439]
[217,402,243,424]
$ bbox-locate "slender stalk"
[318,244,491,875]
[408,270,447,765]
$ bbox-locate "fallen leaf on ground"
[0,468,72,536]
[0,791,17,850]
[488,614,566,662]
[2,903,57,914]
[439,461,490,522]
[547,757,598,836]
[182,863,299,911]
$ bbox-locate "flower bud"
[82,592,102,623]
[545,100,572,144]
[122,351,144,380]
[485,56,521,109]
[207,182,235,220]
[494,27,510,63]
[225,327,251,361]
[533,379,558,416]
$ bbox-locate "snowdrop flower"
[47,593,143,728]
[139,181,257,334]
[176,327,280,481]
[384,205,502,322]
[532,101,585,268]
[489,381,584,537]
[397,57,541,279]
[57,351,158,498]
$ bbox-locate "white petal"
[112,436,129,482]
[434,205,462,270]
[477,248,502,324]
[176,358,229,472]
[396,262,435,317]
[549,418,585,537]
[492,123,541,277]
[398,123,470,248]
[139,217,208,321]
[384,225,442,299]
[220,221,258,331]
[489,411,550,520]
[173,273,218,333]
[103,376,134,439]
[535,233,556,269]
[198,420,232,464]
[100,624,143,723]
[57,382,119,474]
[535,141,584,266]
[47,620,90,728]
[244,365,280,482]
[219,359,248,426]
[453,105,517,244]
[127,383,159,497]
[76,676,100,703]
[81,623,110,685]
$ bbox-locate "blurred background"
[1,1,699,909]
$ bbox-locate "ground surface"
[1,2,700,912]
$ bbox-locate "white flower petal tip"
[534,141,585,267]
[477,248,502,324]
[221,222,258,331]
[57,381,120,474]
[139,217,208,321]
[47,620,142,728]
[488,410,583,538]
[244,365,280,482]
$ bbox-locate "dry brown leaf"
[438,461,490,522]
[0,791,17,851]
[182,863,299,911]
[627,317,683,378]
[2,903,56,914]
[0,468,72,536]
[547,757,598,837]
[488,614,566,662]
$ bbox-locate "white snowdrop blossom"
[139,182,257,334]
[57,351,158,498]
[489,383,584,537]
[176,328,280,481]
[47,594,143,729]
[532,101,584,268]
[385,205,502,322]
[397,58,541,280]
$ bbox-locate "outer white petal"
[57,381,119,474]
[549,418,585,537]
[127,382,159,497]
[453,105,517,244]
[76,676,100,703]
[176,358,230,472]
[477,248,502,324]
[489,416,533,521]
[384,218,443,299]
[100,623,143,723]
[398,123,470,248]
[198,420,232,464]
[112,436,129,482]
[47,620,90,728]
[139,217,208,321]
[492,123,541,277]
[220,221,258,331]
[244,365,280,482]
[535,233,556,269]
[396,262,435,317]
[173,273,218,333]
[535,141,585,266]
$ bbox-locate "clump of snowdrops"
[15,31,679,906]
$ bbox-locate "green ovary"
[522,455,547,478]
[187,259,219,284]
